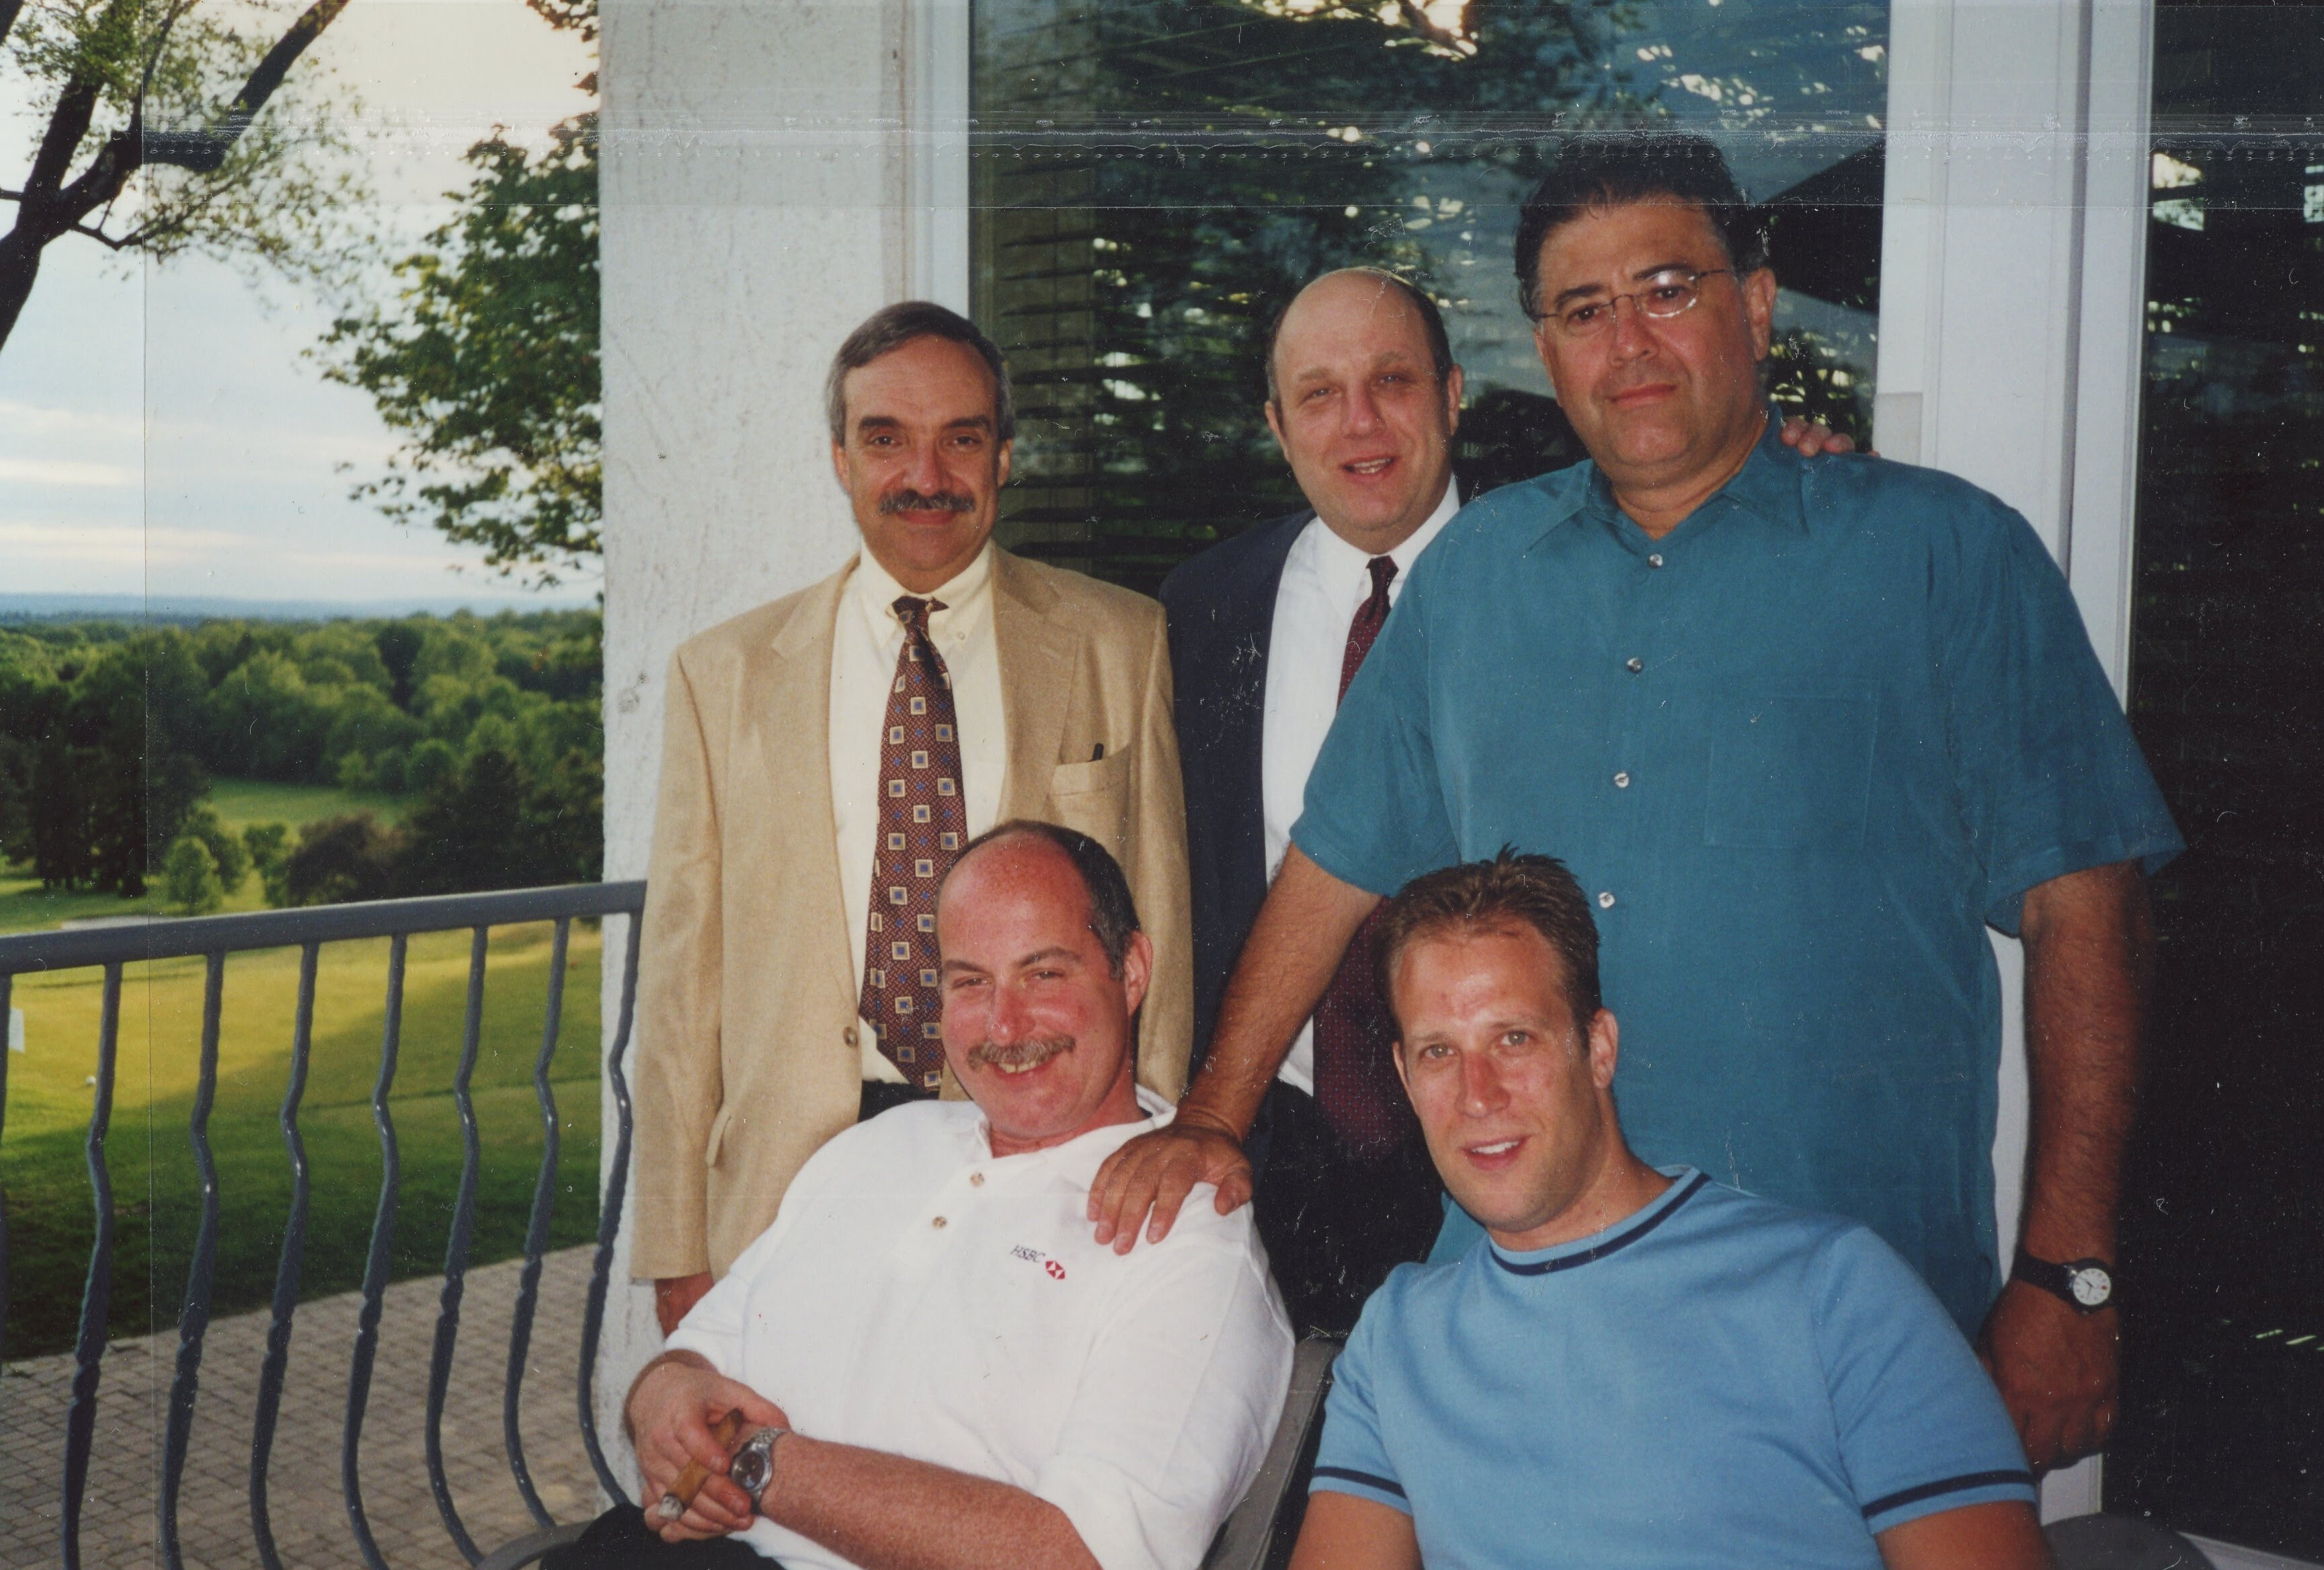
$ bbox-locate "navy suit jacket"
[1158,510,1315,1072]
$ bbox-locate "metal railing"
[0,881,648,1570]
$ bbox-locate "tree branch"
[68,221,138,251]
[145,0,356,172]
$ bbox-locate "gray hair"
[825,301,1017,446]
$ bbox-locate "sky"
[0,0,598,609]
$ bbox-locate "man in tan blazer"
[633,302,1193,1330]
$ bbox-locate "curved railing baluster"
[251,941,319,1570]
[162,951,228,1570]
[0,884,650,1568]
[61,962,122,1570]
[427,927,493,1565]
[0,970,13,1379]
[577,911,643,1505]
[504,917,571,1528]
[344,933,408,1570]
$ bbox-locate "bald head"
[1263,269,1451,406]
[1262,269,1464,555]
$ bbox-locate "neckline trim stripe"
[1488,1170,1711,1278]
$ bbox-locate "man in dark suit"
[1154,270,1851,1335]
[1158,270,1464,1333]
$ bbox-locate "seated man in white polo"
[1292,851,2051,1570]
[576,822,1293,1570]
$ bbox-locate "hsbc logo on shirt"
[1010,1244,1066,1280]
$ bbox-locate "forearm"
[758,1435,1098,1570]
[2017,861,2151,1261]
[1180,845,1379,1139]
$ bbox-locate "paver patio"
[3,1246,609,1570]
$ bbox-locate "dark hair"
[945,819,1141,976]
[1513,133,1770,321]
[1262,268,1454,406]
[1375,848,1603,1040]
[826,301,1017,445]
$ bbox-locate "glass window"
[2112,6,2324,1559]
[970,0,1886,590]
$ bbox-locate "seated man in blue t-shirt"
[1292,850,2050,1570]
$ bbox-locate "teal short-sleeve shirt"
[1292,422,2181,1331]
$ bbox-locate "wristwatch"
[2011,1253,2117,1314]
[727,1425,789,1508]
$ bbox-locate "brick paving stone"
[2,1247,613,1570]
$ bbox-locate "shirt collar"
[1306,475,1463,594]
[1484,1167,1709,1278]
[1533,404,1811,550]
[974,1085,1177,1188]
[849,539,996,644]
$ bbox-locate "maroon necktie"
[1312,556,1412,1159]
[858,596,967,1093]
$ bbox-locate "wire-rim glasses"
[1535,268,1738,338]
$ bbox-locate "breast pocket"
[1047,748,1132,857]
[1704,689,1878,852]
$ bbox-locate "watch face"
[730,1442,771,1495]
[2069,1265,2112,1308]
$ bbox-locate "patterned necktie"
[1312,555,1414,1159]
[859,596,968,1093]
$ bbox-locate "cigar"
[655,1408,752,1522]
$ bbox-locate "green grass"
[2,922,603,1359]
[206,776,411,835]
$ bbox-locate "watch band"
[2011,1253,2117,1314]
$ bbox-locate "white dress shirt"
[670,1092,1295,1570]
[830,543,1008,1081]
[1261,482,1461,1093]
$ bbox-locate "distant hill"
[0,592,597,624]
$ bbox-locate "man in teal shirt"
[1092,134,2179,1473]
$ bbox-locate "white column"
[595,0,965,1489]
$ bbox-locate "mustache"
[965,1034,1074,1072]
[879,488,975,515]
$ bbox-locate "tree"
[277,810,396,906]
[317,114,599,587]
[163,833,224,913]
[0,0,363,356]
[177,801,249,888]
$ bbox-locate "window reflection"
[2114,6,2324,1559]
[970,0,1886,590]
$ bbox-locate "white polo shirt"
[668,1091,1295,1570]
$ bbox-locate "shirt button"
[1625,657,1644,674]
[969,1173,984,1187]
[931,1216,948,1229]
[1648,553,1665,569]
[1597,891,1616,909]
[1613,772,1630,789]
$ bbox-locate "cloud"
[0,455,140,487]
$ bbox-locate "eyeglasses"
[1535,268,1737,338]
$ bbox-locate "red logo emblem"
[1045,1260,1067,1280]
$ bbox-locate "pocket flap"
[1050,746,1130,796]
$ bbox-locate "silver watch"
[727,1425,789,1507]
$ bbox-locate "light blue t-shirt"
[1292,423,2181,1334]
[1312,1169,2036,1569]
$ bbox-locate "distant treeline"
[0,611,602,902]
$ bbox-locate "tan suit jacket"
[631,549,1193,1280]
